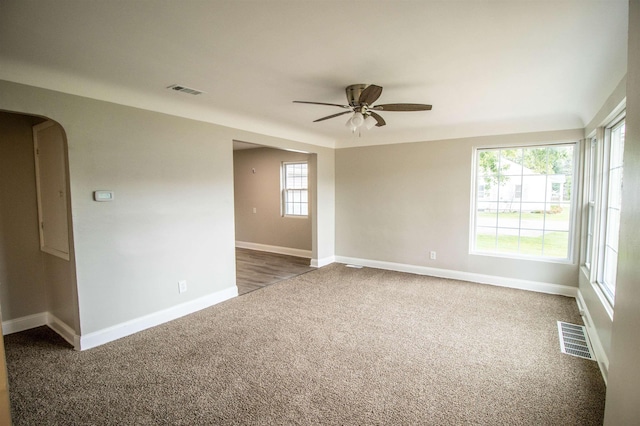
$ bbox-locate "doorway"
[232,141,315,294]
[0,111,79,343]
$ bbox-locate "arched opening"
[0,110,80,346]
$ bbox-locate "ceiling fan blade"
[369,111,386,127]
[372,103,432,111]
[293,101,351,109]
[358,85,383,105]
[313,110,353,122]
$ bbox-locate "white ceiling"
[0,0,628,149]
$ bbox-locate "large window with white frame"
[282,161,308,217]
[584,115,625,306]
[472,143,576,261]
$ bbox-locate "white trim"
[1,312,48,335]
[311,256,335,268]
[577,289,609,384]
[1,287,238,351]
[335,256,577,297]
[235,241,311,259]
[2,312,79,349]
[78,286,238,351]
[47,313,80,349]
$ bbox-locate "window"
[600,118,625,303]
[582,115,625,307]
[472,143,576,260]
[282,162,308,216]
[583,136,598,271]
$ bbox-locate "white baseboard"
[236,241,311,259]
[2,312,78,348]
[78,286,238,351]
[2,312,48,335]
[577,290,609,384]
[2,287,238,351]
[311,256,335,268]
[47,313,80,349]
[335,256,578,297]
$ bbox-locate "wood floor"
[235,248,315,295]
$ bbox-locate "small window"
[472,143,576,261]
[282,162,308,217]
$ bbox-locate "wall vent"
[167,84,205,95]
[557,321,596,361]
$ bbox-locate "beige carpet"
[5,264,605,425]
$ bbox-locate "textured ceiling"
[0,0,628,148]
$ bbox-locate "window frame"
[470,141,579,263]
[596,115,625,305]
[281,161,309,218]
[581,111,625,310]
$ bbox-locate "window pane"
[476,207,497,227]
[283,162,308,216]
[519,230,544,256]
[475,227,497,252]
[496,228,520,253]
[600,120,624,304]
[545,203,570,231]
[473,143,574,260]
[521,176,547,203]
[542,231,569,258]
[605,207,620,251]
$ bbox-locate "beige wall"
[604,0,640,422]
[336,129,583,287]
[0,112,48,319]
[0,79,335,337]
[0,112,79,331]
[234,147,312,252]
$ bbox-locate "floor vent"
[557,321,596,361]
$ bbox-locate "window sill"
[470,250,574,265]
[580,266,614,320]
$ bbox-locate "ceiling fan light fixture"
[345,115,357,132]
[346,113,364,132]
[364,115,377,130]
[352,112,364,127]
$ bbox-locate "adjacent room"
[233,141,315,294]
[0,0,638,424]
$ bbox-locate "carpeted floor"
[5,264,605,425]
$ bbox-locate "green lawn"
[475,231,569,258]
[478,209,570,222]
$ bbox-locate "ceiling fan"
[293,84,432,132]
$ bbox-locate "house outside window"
[282,162,308,217]
[472,143,576,260]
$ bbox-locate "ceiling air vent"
[167,84,205,95]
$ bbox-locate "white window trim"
[469,141,579,264]
[596,114,625,306]
[281,161,309,218]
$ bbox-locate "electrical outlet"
[252,207,257,214]
[430,251,437,260]
[178,280,187,294]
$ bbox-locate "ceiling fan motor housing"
[346,84,368,107]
